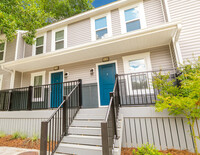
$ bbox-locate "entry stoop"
[55,108,123,155]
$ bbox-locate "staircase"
[54,108,123,155]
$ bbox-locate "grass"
[11,132,21,139]
[31,134,39,142]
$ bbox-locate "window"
[123,53,152,94]
[52,27,67,51]
[55,30,64,50]
[31,71,45,101]
[36,36,44,55]
[91,13,112,41]
[0,42,5,62]
[120,2,146,34]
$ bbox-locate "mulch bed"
[0,135,54,151]
[121,148,198,155]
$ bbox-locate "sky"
[92,0,117,8]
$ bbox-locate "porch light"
[90,68,94,75]
[65,72,69,78]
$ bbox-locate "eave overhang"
[2,21,181,72]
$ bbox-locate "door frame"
[49,69,64,108]
[96,60,118,107]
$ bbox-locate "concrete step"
[75,114,105,120]
[68,127,101,136]
[62,135,101,146]
[56,143,102,155]
[71,120,102,128]
[78,108,107,115]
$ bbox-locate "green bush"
[133,144,165,155]
[20,133,27,140]
[31,134,39,142]
[0,131,6,138]
[11,132,21,139]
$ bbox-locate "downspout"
[1,65,15,89]
[172,23,183,66]
[162,0,171,22]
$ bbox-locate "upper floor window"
[52,27,67,51]
[120,1,146,34]
[33,33,46,56]
[36,36,44,55]
[91,13,112,41]
[0,42,5,62]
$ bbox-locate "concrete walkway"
[0,147,39,155]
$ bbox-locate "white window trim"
[122,52,153,95]
[0,41,7,63]
[31,71,46,101]
[91,12,112,41]
[119,0,147,34]
[51,27,67,52]
[0,75,3,90]
[32,33,47,56]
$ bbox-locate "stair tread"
[57,143,102,150]
[64,135,101,139]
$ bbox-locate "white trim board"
[0,75,3,90]
[96,60,118,107]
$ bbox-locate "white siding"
[144,0,165,27]
[168,0,200,60]
[111,9,121,36]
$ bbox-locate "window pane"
[96,28,108,40]
[0,52,4,61]
[55,30,64,41]
[34,76,42,86]
[56,40,64,50]
[95,17,107,30]
[36,36,44,46]
[36,46,43,55]
[125,8,139,22]
[0,43,5,51]
[129,59,146,72]
[131,74,148,90]
[126,20,141,32]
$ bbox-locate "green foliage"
[0,0,93,44]
[0,131,6,138]
[153,58,200,154]
[20,133,27,140]
[11,132,21,139]
[31,133,39,142]
[132,144,166,155]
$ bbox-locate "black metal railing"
[101,75,120,155]
[0,80,80,111]
[118,68,177,106]
[40,79,82,155]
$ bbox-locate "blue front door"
[51,72,63,108]
[99,63,116,106]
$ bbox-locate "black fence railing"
[118,68,177,106]
[101,75,120,155]
[0,80,80,111]
[40,80,81,155]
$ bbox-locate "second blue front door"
[51,72,63,108]
[98,63,116,106]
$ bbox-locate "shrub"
[133,144,165,155]
[11,132,21,139]
[20,133,27,140]
[0,131,6,138]
[31,134,39,142]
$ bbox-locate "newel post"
[78,79,82,107]
[63,96,67,135]
[115,74,121,107]
[40,121,48,155]
[27,86,33,110]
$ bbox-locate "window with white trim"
[55,30,64,50]
[31,72,45,101]
[0,42,5,62]
[91,13,112,41]
[35,36,44,55]
[123,53,153,94]
[120,2,146,34]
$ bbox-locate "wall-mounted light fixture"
[90,68,94,75]
[64,72,69,78]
